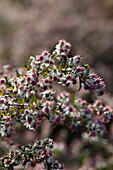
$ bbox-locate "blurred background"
[0,0,113,93]
[1,1,113,169]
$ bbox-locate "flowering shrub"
[0,40,112,169]
[0,138,63,169]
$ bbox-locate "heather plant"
[0,40,112,169]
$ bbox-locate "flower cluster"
[84,73,105,96]
[1,91,112,138]
[28,39,105,94]
[0,40,109,138]
[0,116,12,138]
[52,39,71,56]
[0,138,63,169]
[0,40,112,169]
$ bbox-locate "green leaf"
[4,76,12,88]
[15,69,21,77]
[58,55,68,70]
[29,95,37,105]
[24,61,31,70]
